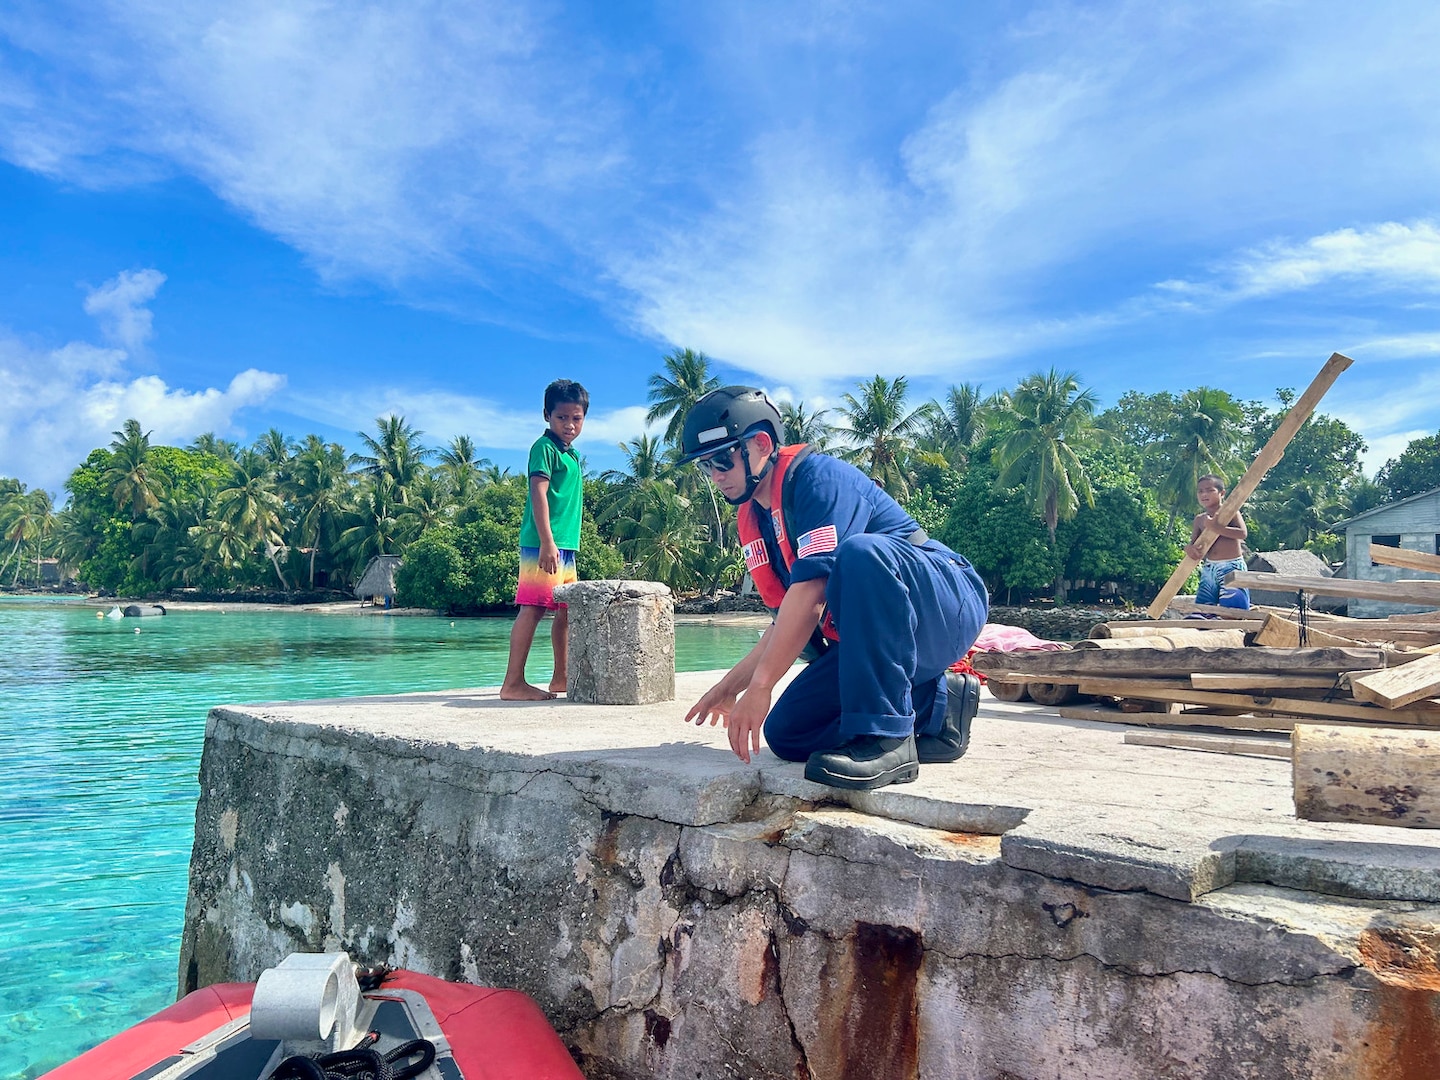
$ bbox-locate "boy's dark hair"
[1197,473,1226,490]
[544,379,589,416]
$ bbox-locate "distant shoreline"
[4,593,772,625]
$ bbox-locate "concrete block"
[555,580,675,704]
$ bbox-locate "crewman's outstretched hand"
[726,686,771,764]
[685,683,737,729]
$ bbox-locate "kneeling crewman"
[681,386,988,791]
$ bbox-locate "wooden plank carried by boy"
[1145,352,1353,619]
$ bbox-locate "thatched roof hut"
[355,554,402,601]
[1245,549,1345,612]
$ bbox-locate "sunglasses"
[694,444,743,475]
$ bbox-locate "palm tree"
[646,348,721,446]
[599,434,671,532]
[215,449,290,588]
[438,435,490,503]
[993,369,1106,543]
[1156,387,1243,527]
[355,415,432,501]
[337,475,404,573]
[0,487,54,584]
[290,437,353,588]
[778,400,835,449]
[835,375,929,498]
[103,419,166,521]
[611,482,705,591]
[917,383,987,468]
[189,432,239,462]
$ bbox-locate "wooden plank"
[970,645,1394,678]
[1391,611,1440,623]
[1228,571,1440,607]
[1350,653,1440,710]
[1074,627,1249,650]
[1252,613,1367,649]
[1092,619,1265,636]
[1124,730,1292,758]
[1191,673,1342,690]
[1294,723,1440,828]
[1070,681,1440,725]
[1057,705,1294,732]
[1370,544,1440,576]
[1146,352,1353,618]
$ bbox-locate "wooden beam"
[1370,544,1440,576]
[1146,352,1353,618]
[1057,705,1294,732]
[1073,627,1250,650]
[1124,730,1292,758]
[1350,653,1440,710]
[1190,673,1343,691]
[1092,619,1265,637]
[1294,723,1440,828]
[1071,681,1440,725]
[1228,571,1440,607]
[1252,613,1367,649]
[970,645,1395,678]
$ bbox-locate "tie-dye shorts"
[515,546,579,609]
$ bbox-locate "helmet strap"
[727,441,780,506]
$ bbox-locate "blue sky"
[3,1,1440,497]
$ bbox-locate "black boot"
[804,734,919,791]
[917,671,980,764]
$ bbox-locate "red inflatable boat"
[41,954,583,1080]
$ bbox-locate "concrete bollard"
[554,580,675,704]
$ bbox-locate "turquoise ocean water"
[0,597,757,1079]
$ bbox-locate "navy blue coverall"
[751,452,989,761]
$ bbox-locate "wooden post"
[1145,352,1353,619]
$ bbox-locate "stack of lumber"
[971,620,1440,733]
[970,604,1440,828]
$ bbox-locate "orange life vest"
[736,444,840,642]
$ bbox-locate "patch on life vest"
[795,525,838,559]
[742,539,770,571]
[771,509,785,544]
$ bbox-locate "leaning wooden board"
[1350,653,1440,710]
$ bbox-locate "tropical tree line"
[4,347,1439,608]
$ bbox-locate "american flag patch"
[795,525,838,559]
[742,539,770,571]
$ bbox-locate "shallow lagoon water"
[0,596,758,1078]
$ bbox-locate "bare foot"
[548,679,567,695]
[500,682,555,701]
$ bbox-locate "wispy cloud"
[1159,221,1440,303]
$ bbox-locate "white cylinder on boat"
[249,952,360,1045]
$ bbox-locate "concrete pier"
[180,670,1440,1079]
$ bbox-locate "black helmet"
[679,386,783,464]
[679,386,784,505]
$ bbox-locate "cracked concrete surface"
[180,671,1440,1079]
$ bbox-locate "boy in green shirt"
[501,379,588,700]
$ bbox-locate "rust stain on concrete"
[811,923,923,1080]
[941,832,1003,855]
[1357,928,1440,1080]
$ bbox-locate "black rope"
[1295,589,1310,648]
[270,1037,437,1080]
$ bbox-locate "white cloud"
[83,268,167,349]
[0,285,284,494]
[292,388,657,456]
[5,1,1440,389]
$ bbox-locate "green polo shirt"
[519,430,583,550]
